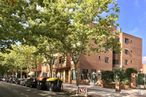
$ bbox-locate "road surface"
[0,81,70,97]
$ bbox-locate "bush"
[137,73,144,85]
[101,71,114,84]
[113,68,125,82]
[125,68,137,81]
[101,68,138,88]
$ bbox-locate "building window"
[105,57,109,63]
[81,69,88,80]
[125,38,129,44]
[99,56,101,60]
[113,59,120,64]
[125,49,129,54]
[59,56,65,64]
[125,60,128,65]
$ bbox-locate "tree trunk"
[20,67,22,78]
[35,65,38,77]
[75,63,80,94]
[35,59,38,77]
[50,64,52,77]
[75,64,79,86]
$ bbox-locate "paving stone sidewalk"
[63,83,146,97]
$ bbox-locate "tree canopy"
[0,0,120,80]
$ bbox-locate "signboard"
[77,87,88,96]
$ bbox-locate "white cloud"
[143,56,146,64]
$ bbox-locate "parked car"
[36,76,48,90]
[9,77,18,84]
[46,77,63,92]
[25,77,37,88]
[19,78,27,86]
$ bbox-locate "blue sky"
[117,0,146,64]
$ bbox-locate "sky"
[117,0,146,64]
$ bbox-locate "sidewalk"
[63,83,146,97]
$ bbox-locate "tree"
[56,0,120,87]
[1,0,120,87]
[0,0,70,48]
[0,49,25,77]
[0,53,10,76]
[31,52,44,77]
[0,44,37,78]
[36,36,62,77]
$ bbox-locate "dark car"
[46,77,63,92]
[9,77,18,84]
[19,78,27,86]
[25,77,37,88]
[36,77,48,90]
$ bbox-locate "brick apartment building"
[39,32,142,83]
[79,32,142,71]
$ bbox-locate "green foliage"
[0,0,120,80]
[101,68,138,86]
[0,44,37,76]
[122,78,130,85]
[125,68,137,81]
[137,73,144,85]
[113,68,126,82]
[101,71,114,84]
[0,0,120,59]
[36,36,63,77]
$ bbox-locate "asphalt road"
[0,81,70,97]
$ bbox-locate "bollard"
[115,81,121,92]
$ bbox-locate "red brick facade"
[38,33,142,83]
[79,33,142,73]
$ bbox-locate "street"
[1,81,146,97]
[0,82,70,97]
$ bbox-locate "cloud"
[143,56,146,64]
